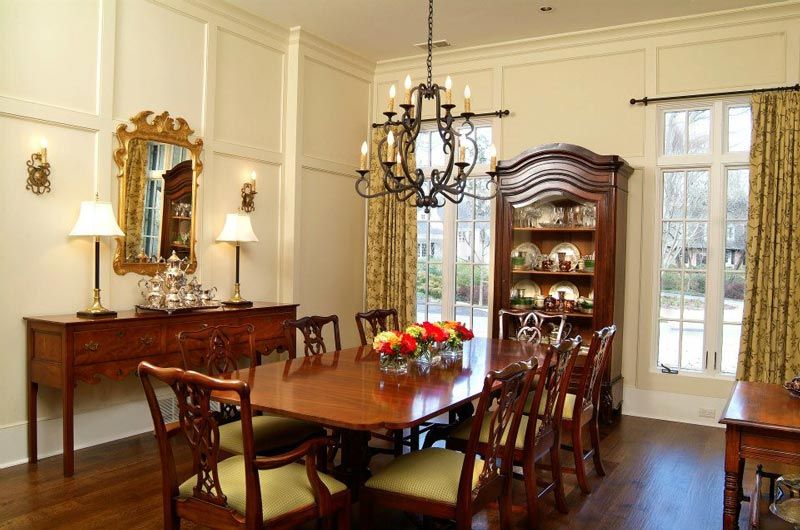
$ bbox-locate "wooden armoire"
[491,143,633,419]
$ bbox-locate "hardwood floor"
[0,415,794,529]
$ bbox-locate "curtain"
[737,91,800,383]
[124,138,149,260]
[364,128,418,327]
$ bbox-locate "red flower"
[399,333,417,355]
[422,321,448,343]
[456,323,474,340]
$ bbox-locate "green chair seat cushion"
[364,447,484,505]
[178,455,346,522]
[218,415,324,455]
[526,391,576,419]
[451,415,541,450]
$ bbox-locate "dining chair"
[355,308,400,346]
[498,309,539,340]
[283,315,342,357]
[178,324,324,457]
[448,338,582,528]
[137,361,351,530]
[560,325,616,494]
[360,359,538,530]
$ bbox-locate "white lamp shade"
[69,200,124,237]
[217,213,259,243]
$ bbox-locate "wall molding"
[622,385,728,428]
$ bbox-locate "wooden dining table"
[212,337,546,491]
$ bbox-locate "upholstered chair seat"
[178,455,347,523]
[218,415,324,455]
[528,390,577,419]
[364,447,485,505]
[451,414,543,451]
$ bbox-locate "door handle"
[83,341,99,352]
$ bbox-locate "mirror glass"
[113,111,202,275]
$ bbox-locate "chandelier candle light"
[355,0,498,212]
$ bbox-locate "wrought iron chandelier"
[355,0,498,212]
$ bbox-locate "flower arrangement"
[372,330,417,374]
[438,321,475,349]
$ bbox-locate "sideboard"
[25,301,298,476]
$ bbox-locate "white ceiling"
[225,0,786,61]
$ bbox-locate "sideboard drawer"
[73,326,163,365]
[243,313,293,341]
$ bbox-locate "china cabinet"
[491,143,633,420]
[159,159,193,259]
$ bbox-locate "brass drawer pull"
[83,341,99,352]
[139,336,155,347]
[116,330,126,338]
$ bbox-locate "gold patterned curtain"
[364,127,418,327]
[124,139,149,260]
[737,91,800,383]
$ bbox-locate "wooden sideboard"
[25,301,297,476]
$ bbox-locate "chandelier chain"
[426,0,433,87]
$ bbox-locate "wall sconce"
[26,138,51,195]
[241,170,257,212]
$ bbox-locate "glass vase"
[414,342,442,366]
[379,352,408,375]
[440,341,464,360]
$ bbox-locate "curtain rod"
[371,109,510,128]
[629,84,800,106]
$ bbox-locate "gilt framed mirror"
[113,111,203,275]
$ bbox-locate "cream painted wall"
[373,2,800,424]
[0,0,372,467]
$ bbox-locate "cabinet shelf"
[513,227,596,233]
[512,269,594,277]
[172,215,192,220]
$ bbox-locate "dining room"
[3,0,800,529]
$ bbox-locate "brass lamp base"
[77,288,117,318]
[222,283,252,307]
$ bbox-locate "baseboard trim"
[621,385,727,428]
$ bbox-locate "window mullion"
[442,201,456,321]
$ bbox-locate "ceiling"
[225,0,786,61]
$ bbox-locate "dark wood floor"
[0,416,793,529]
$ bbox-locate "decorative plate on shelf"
[549,281,580,301]
[511,279,541,298]
[549,242,581,264]
[511,242,541,270]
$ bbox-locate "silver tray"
[135,301,222,315]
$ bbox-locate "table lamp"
[217,212,258,306]
[69,194,124,318]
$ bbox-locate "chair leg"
[499,476,513,530]
[550,443,568,514]
[393,429,404,456]
[589,416,606,477]
[455,512,472,530]
[522,459,539,530]
[337,503,350,530]
[359,491,374,530]
[572,426,591,494]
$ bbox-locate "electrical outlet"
[698,408,716,418]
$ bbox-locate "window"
[656,101,750,376]
[415,124,494,336]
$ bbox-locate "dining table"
[212,337,547,492]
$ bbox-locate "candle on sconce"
[359,141,368,170]
[463,85,472,113]
[388,84,396,112]
[488,144,497,171]
[445,76,453,104]
[250,170,257,192]
[458,145,466,163]
[40,138,48,164]
[404,75,412,105]
[386,131,395,161]
[396,152,402,166]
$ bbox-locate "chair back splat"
[178,323,257,376]
[537,337,582,438]
[355,308,400,346]
[577,325,617,412]
[283,315,342,357]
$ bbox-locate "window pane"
[723,273,746,322]
[429,221,443,262]
[685,222,707,269]
[728,106,752,152]
[664,111,686,155]
[725,223,747,271]
[721,324,742,374]
[726,168,749,220]
[428,264,442,302]
[658,320,681,368]
[456,222,473,262]
[661,222,685,268]
[457,193,474,220]
[688,109,711,154]
[472,307,489,338]
[455,305,471,326]
[680,321,704,371]
[663,172,685,219]
[430,132,445,168]
[476,127,492,165]
[455,264,471,304]
[474,222,491,263]
[475,180,491,220]
[683,272,706,321]
[427,305,442,322]
[417,221,428,259]
[660,271,682,319]
[416,131,431,168]
[472,265,489,306]
[416,265,427,303]
[686,170,709,219]
[416,303,427,323]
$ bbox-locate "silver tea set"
[136,251,219,313]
